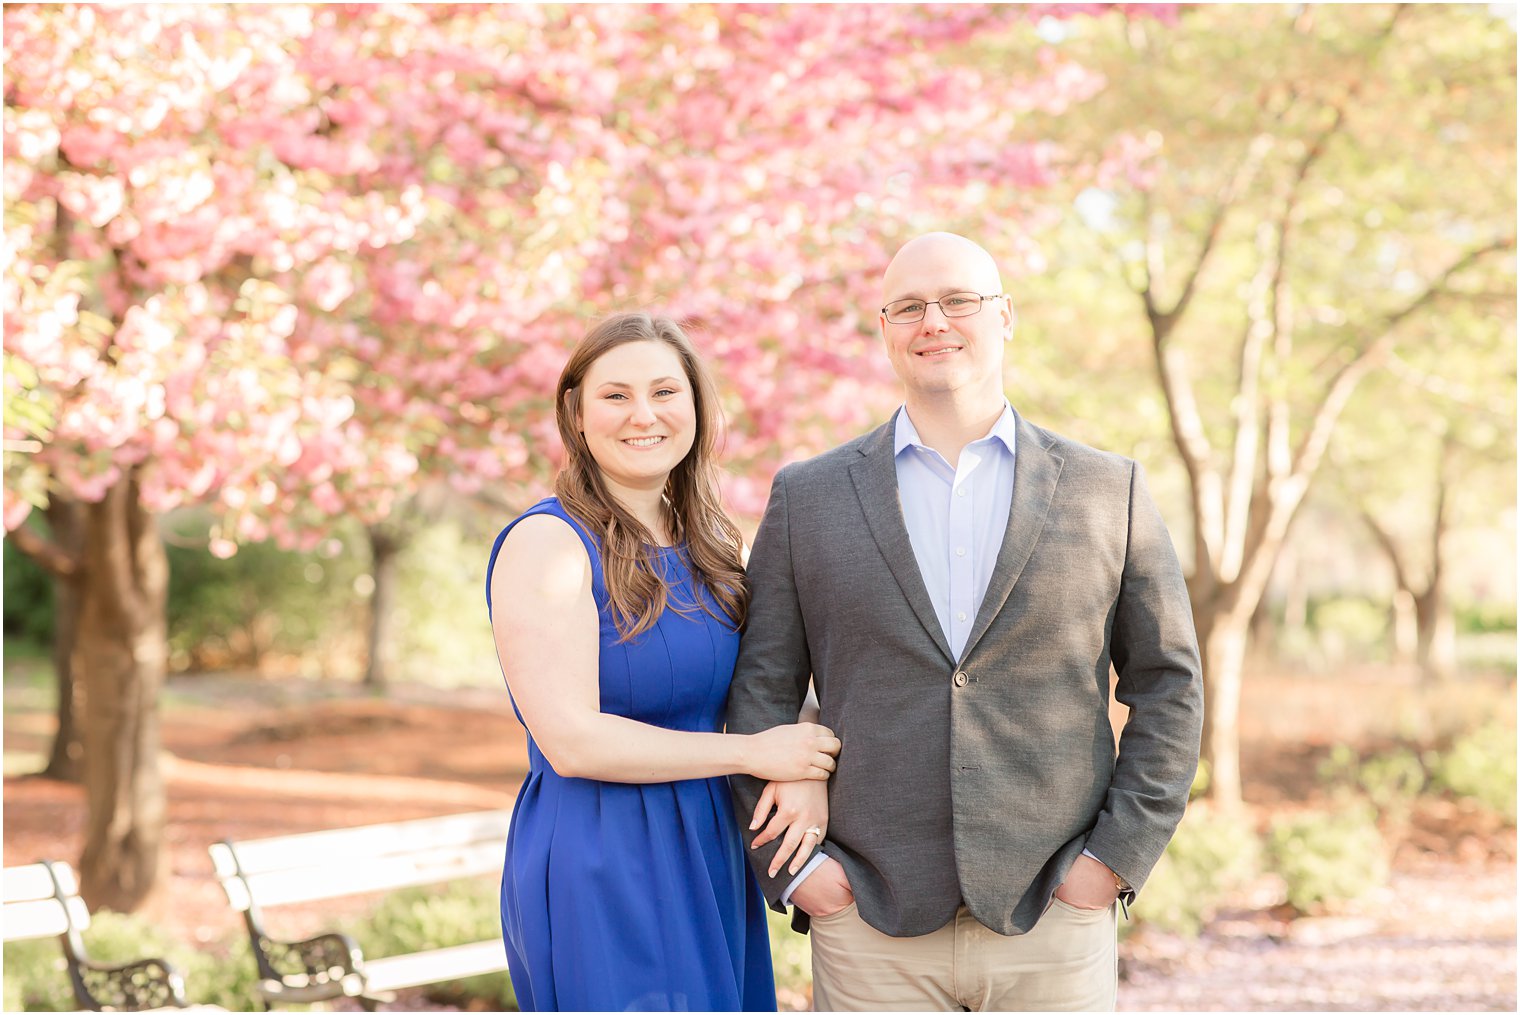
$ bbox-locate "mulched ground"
[4,673,1516,1012]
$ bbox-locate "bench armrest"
[70,954,189,1012]
[250,929,365,1004]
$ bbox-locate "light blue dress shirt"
[893,403,1018,661]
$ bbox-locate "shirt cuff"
[779,852,828,906]
[1082,847,1131,891]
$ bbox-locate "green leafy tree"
[1330,333,1515,681]
[1011,4,1516,804]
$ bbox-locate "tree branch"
[1221,223,1274,582]
[1294,232,1516,486]
[1362,508,1417,597]
[1154,326,1223,576]
[1429,430,1455,590]
[7,521,80,578]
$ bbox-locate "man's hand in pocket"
[790,856,855,918]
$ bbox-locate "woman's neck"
[602,476,671,545]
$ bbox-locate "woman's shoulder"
[486,498,603,613]
[497,498,590,554]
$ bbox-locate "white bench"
[208,809,513,1010]
[2,860,189,1011]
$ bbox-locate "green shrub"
[1355,749,1427,810]
[767,906,812,1008]
[1454,601,1517,636]
[1429,723,1518,822]
[3,534,52,646]
[1315,744,1360,787]
[1266,806,1388,912]
[3,937,73,1012]
[352,878,516,1009]
[1133,803,1261,936]
[387,519,501,688]
[1188,758,1210,800]
[164,517,369,676]
[177,936,261,1011]
[1311,597,1388,661]
[0,911,260,1012]
[1317,744,1427,814]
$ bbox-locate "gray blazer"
[727,409,1203,938]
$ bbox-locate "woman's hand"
[742,723,840,782]
[749,779,830,877]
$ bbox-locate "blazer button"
[953,671,968,687]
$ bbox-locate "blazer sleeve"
[725,467,815,908]
[1083,460,1204,894]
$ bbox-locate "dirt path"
[1119,857,1516,1011]
[4,675,1515,1011]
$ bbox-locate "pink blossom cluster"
[5,3,1141,547]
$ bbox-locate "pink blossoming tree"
[4,3,1141,909]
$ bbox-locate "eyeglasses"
[881,292,1003,325]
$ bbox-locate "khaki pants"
[809,900,1117,1012]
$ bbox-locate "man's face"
[878,236,1013,402]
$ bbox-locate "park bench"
[2,860,189,1011]
[208,808,513,1010]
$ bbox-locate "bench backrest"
[210,809,512,911]
[3,861,91,942]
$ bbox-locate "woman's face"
[576,340,698,493]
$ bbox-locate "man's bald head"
[876,231,1014,407]
[881,232,1003,306]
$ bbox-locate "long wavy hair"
[554,312,749,640]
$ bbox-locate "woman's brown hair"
[554,312,749,640]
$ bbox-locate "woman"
[486,312,838,1012]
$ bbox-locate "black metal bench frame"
[2,859,188,1012]
[209,809,513,1011]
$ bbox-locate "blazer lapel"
[849,414,956,665]
[961,411,1065,664]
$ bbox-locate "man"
[727,232,1203,1011]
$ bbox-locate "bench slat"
[230,840,503,908]
[4,863,59,904]
[211,810,511,878]
[4,862,81,904]
[3,896,91,940]
[362,941,509,994]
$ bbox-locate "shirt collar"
[894,402,1018,459]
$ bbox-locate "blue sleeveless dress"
[485,498,777,1012]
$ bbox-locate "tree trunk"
[1281,549,1309,646]
[74,475,170,912]
[43,500,86,782]
[1390,588,1418,666]
[1195,606,1250,809]
[1248,594,1275,653]
[363,526,400,690]
[44,578,84,780]
[1414,587,1457,683]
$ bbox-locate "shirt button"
[956,487,967,497]
[957,611,967,622]
[953,671,969,687]
[955,547,966,557]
